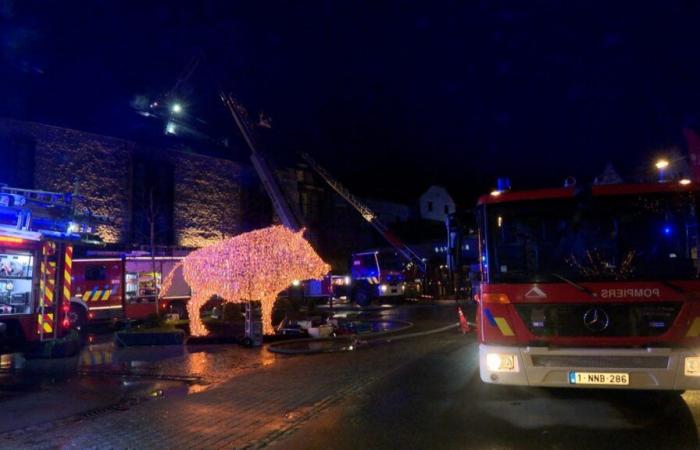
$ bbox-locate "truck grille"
[514,302,682,337]
[530,354,670,369]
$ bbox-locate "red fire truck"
[0,185,105,355]
[68,255,190,329]
[476,181,700,390]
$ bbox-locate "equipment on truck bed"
[0,183,110,244]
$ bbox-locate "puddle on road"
[1,336,283,399]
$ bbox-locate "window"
[0,252,34,315]
[428,201,433,212]
[85,265,107,281]
[485,193,700,283]
[125,271,161,304]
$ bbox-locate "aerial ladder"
[300,153,427,274]
[220,92,302,232]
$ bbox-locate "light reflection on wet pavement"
[0,302,461,434]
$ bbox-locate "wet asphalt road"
[3,303,700,449]
[275,334,700,450]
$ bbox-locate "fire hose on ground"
[267,320,472,355]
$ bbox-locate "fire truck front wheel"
[352,282,373,307]
[68,304,87,333]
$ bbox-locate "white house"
[419,185,455,222]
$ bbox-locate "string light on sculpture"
[161,225,330,336]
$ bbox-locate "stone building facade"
[0,117,403,270]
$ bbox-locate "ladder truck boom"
[300,153,427,273]
[220,92,302,231]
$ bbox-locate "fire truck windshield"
[484,191,700,283]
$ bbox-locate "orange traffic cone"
[458,306,471,334]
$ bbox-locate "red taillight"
[89,312,94,319]
[62,319,70,328]
[62,305,69,312]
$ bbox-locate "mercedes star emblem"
[583,308,610,332]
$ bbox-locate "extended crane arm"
[220,92,302,232]
[300,152,426,273]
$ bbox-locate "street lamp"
[171,103,183,114]
[655,159,669,170]
[655,158,669,182]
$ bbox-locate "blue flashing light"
[663,226,672,236]
[496,177,511,192]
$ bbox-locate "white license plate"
[569,371,629,385]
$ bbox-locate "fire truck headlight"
[486,353,518,372]
[379,284,388,293]
[685,357,700,377]
[67,222,80,233]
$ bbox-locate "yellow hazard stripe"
[37,313,54,334]
[44,261,56,305]
[39,263,46,307]
[64,247,72,297]
[494,317,515,336]
[687,318,700,337]
[101,289,111,301]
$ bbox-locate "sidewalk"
[0,330,465,449]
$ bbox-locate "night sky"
[2,1,700,205]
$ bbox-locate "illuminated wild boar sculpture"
[162,225,330,336]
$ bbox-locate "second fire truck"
[68,254,191,329]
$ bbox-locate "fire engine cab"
[0,184,106,355]
[476,180,700,390]
[350,250,406,306]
